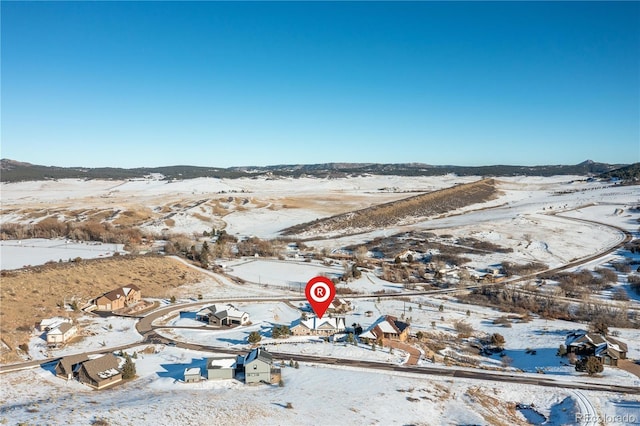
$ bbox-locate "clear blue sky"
[2,1,639,168]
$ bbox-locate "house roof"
[208,357,236,369]
[359,315,409,340]
[40,317,71,330]
[291,316,345,331]
[184,368,201,376]
[200,303,248,320]
[81,354,120,382]
[48,322,75,336]
[98,285,140,302]
[57,353,89,376]
[244,348,272,365]
[331,298,351,308]
[565,330,628,356]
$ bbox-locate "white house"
[39,317,72,332]
[290,316,346,336]
[46,322,78,345]
[196,304,250,326]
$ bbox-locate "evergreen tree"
[248,331,262,344]
[122,354,136,380]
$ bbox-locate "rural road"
[1,205,638,396]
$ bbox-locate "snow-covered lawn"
[28,316,141,360]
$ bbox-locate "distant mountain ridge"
[0,158,630,183]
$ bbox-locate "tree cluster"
[272,325,291,339]
[0,218,142,244]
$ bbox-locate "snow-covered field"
[0,239,125,270]
[222,259,343,289]
[2,175,640,425]
[2,345,639,425]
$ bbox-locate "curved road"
[2,206,638,396]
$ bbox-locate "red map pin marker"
[305,276,336,319]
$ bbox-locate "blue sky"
[2,1,639,168]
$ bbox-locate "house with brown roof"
[94,285,141,311]
[55,353,89,380]
[78,354,122,389]
[328,298,354,314]
[565,330,628,367]
[359,315,410,342]
[46,322,78,346]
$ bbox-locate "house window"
[253,365,257,370]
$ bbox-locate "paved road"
[2,206,638,396]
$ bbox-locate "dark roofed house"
[359,315,410,342]
[565,330,628,367]
[196,304,249,326]
[55,353,89,380]
[243,348,279,384]
[78,354,122,389]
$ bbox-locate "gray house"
[206,357,237,380]
[196,304,250,326]
[242,348,280,384]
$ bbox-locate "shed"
[184,367,202,383]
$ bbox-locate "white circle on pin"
[309,281,331,303]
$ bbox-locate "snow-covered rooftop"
[208,358,236,369]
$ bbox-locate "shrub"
[248,331,262,344]
[272,325,291,339]
[557,344,567,357]
[576,356,603,375]
[612,287,629,301]
[589,319,609,336]
[491,333,506,348]
[453,320,474,338]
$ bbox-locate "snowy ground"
[1,344,638,425]
[2,175,640,424]
[27,316,141,361]
[0,239,125,270]
[221,259,344,289]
